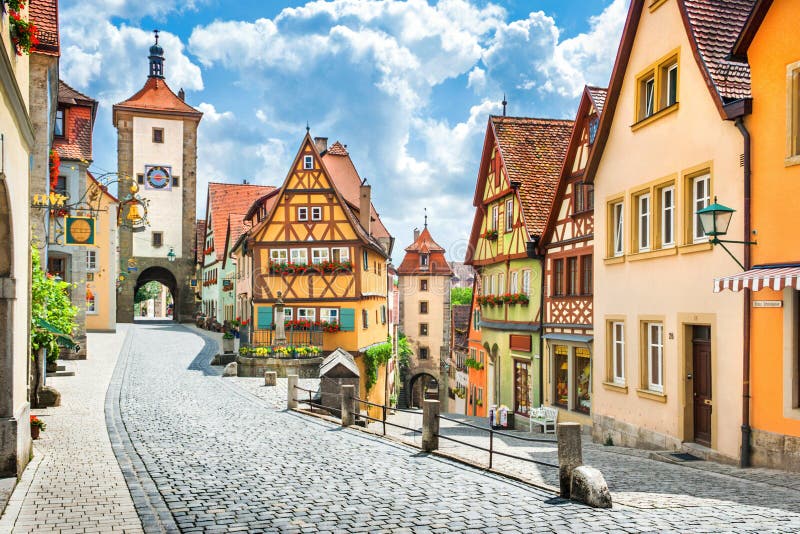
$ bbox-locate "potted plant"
[30,415,45,440]
[222,332,235,354]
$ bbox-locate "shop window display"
[554,345,569,408]
[574,347,591,414]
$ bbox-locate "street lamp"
[167,247,176,263]
[697,197,756,270]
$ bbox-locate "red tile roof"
[206,183,276,262]
[113,77,202,121]
[326,141,349,156]
[29,0,59,56]
[195,220,206,265]
[54,81,97,162]
[587,86,608,115]
[491,116,574,237]
[397,227,451,275]
[680,0,754,103]
[223,213,251,268]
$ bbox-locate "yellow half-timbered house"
[247,134,394,404]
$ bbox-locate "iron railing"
[352,397,422,437]
[252,327,323,348]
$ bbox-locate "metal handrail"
[436,414,558,470]
[352,397,421,437]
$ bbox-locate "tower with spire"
[396,215,453,409]
[113,32,203,323]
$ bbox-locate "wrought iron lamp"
[167,247,176,263]
[697,197,756,270]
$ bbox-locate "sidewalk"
[0,326,143,533]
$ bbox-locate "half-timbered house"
[465,116,573,421]
[540,86,607,426]
[247,134,394,404]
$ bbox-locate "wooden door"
[692,326,712,447]
[514,360,530,415]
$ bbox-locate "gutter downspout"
[735,117,752,468]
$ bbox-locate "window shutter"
[339,308,355,331]
[257,307,273,330]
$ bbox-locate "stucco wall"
[592,2,745,459]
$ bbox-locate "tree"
[135,281,162,303]
[451,287,473,306]
[31,246,77,360]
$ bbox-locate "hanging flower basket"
[481,229,498,241]
[8,7,38,56]
[49,149,60,191]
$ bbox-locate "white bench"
[529,406,558,434]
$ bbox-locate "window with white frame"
[297,207,308,221]
[420,254,429,267]
[612,201,624,257]
[86,250,97,271]
[331,247,350,263]
[290,248,308,265]
[303,155,314,169]
[522,270,531,296]
[498,273,505,295]
[612,321,625,384]
[311,207,322,221]
[297,308,316,322]
[321,308,339,324]
[311,248,329,264]
[661,185,675,247]
[270,249,288,264]
[505,199,513,231]
[646,322,664,392]
[490,274,496,295]
[642,76,655,118]
[692,174,711,242]
[492,205,499,231]
[284,307,294,321]
[638,193,651,252]
[510,271,519,293]
[665,63,678,107]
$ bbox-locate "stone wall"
[750,428,800,472]
[236,356,322,378]
[592,413,682,451]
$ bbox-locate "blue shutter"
[257,307,273,330]
[340,308,355,331]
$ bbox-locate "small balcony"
[250,325,324,350]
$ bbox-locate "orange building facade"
[466,277,487,417]
[714,0,800,471]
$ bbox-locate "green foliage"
[450,287,473,306]
[397,334,412,369]
[30,247,77,360]
[604,435,614,447]
[135,281,162,303]
[465,358,484,371]
[363,337,393,393]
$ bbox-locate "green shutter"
[340,308,355,331]
[257,307,273,330]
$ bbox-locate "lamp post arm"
[713,240,745,271]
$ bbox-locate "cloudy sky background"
[60,0,627,262]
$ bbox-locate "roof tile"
[207,183,276,262]
[29,0,59,56]
[397,227,451,275]
[114,77,201,118]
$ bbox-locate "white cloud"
[467,66,486,92]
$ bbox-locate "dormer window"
[588,116,599,144]
[54,107,65,138]
[303,155,314,170]
[420,254,429,268]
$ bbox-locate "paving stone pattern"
[0,326,144,533]
[116,323,800,532]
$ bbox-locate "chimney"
[359,182,371,235]
[413,227,420,242]
[178,88,185,101]
[314,137,328,154]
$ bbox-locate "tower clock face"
[145,165,172,190]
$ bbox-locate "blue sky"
[59,0,627,262]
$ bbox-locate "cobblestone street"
[4,322,800,532]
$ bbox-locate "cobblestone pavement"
[0,325,144,533]
[113,322,800,532]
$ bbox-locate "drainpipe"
[734,117,752,468]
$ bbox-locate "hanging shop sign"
[63,216,95,245]
[144,165,172,191]
[32,192,68,207]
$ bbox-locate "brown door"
[692,326,712,447]
[514,360,530,415]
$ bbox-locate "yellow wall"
[86,180,118,332]
[592,2,745,458]
[745,0,800,437]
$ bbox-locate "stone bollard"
[264,371,277,387]
[557,422,583,498]
[422,399,440,452]
[287,374,298,410]
[341,385,355,427]
[570,466,612,508]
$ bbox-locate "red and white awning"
[714,266,800,293]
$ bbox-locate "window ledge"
[603,381,628,394]
[678,241,712,255]
[627,247,678,262]
[631,103,679,132]
[636,389,667,403]
[604,256,625,265]
[570,209,593,218]
[785,155,800,168]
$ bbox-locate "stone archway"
[135,267,178,321]
[407,372,439,409]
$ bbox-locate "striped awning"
[714,266,800,293]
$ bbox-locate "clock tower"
[113,32,203,322]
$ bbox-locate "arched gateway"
[135,267,178,321]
